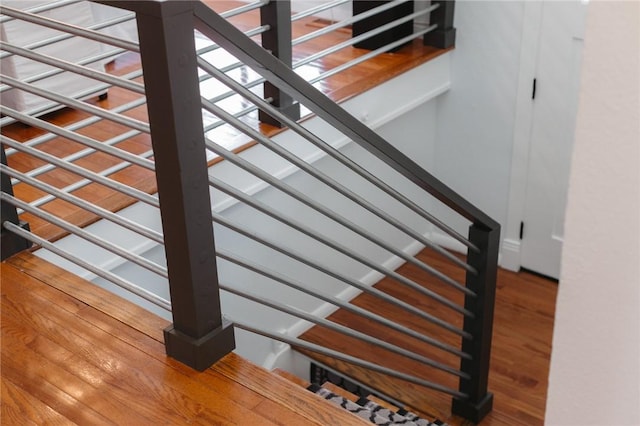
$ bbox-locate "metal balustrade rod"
[3,193,167,278]
[219,0,269,19]
[2,221,171,311]
[0,5,140,52]
[0,48,128,94]
[0,76,148,135]
[216,248,468,359]
[210,209,470,338]
[197,25,270,58]
[202,95,477,286]
[0,136,159,208]
[205,138,474,315]
[294,6,437,70]
[291,0,350,22]
[231,319,467,399]
[292,0,408,46]
[2,165,163,245]
[0,13,135,61]
[0,42,145,95]
[0,0,81,24]
[0,106,152,170]
[3,97,146,158]
[203,102,270,134]
[209,172,475,316]
[18,148,154,213]
[308,26,436,84]
[222,284,466,378]
[15,129,142,184]
[199,62,478,253]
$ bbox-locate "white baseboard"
[500,238,521,272]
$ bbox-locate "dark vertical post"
[132,1,234,371]
[423,0,456,48]
[352,1,414,51]
[259,0,300,127]
[1,145,31,260]
[452,223,499,423]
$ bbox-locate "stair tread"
[272,368,310,388]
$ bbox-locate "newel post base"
[452,392,494,424]
[164,319,236,372]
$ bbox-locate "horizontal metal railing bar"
[221,284,466,378]
[3,193,167,279]
[209,208,470,339]
[198,62,479,256]
[2,165,163,245]
[196,25,270,57]
[219,0,269,19]
[19,148,155,214]
[293,6,437,70]
[193,4,499,230]
[0,0,81,24]
[291,0,350,22]
[208,172,474,318]
[0,5,140,53]
[14,128,141,185]
[203,101,271,134]
[0,136,159,208]
[291,0,410,46]
[0,12,135,61]
[202,96,476,293]
[231,319,467,399]
[0,47,128,95]
[216,248,469,359]
[205,138,474,316]
[0,105,153,171]
[307,25,436,86]
[0,75,148,137]
[2,221,171,311]
[4,96,146,158]
[0,42,145,95]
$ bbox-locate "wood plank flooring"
[1,252,368,426]
[298,250,558,426]
[1,1,447,242]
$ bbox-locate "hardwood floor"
[1,1,447,242]
[298,250,558,426]
[1,252,368,426]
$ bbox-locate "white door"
[520,1,588,279]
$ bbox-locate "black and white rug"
[308,384,447,426]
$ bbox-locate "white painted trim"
[503,1,543,273]
[500,238,521,272]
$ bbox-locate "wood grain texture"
[298,250,558,426]
[0,259,368,425]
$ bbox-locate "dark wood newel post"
[123,0,235,371]
[1,145,32,260]
[423,0,456,48]
[259,0,300,127]
[452,223,499,423]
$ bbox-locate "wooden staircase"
[294,248,558,426]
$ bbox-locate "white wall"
[431,1,525,244]
[545,2,640,425]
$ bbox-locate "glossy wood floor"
[1,1,447,242]
[1,251,368,426]
[298,250,558,426]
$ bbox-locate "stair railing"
[1,0,496,422]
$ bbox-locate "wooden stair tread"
[0,254,367,426]
[272,368,311,388]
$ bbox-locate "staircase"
[1,1,500,424]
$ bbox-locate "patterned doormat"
[308,383,447,426]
